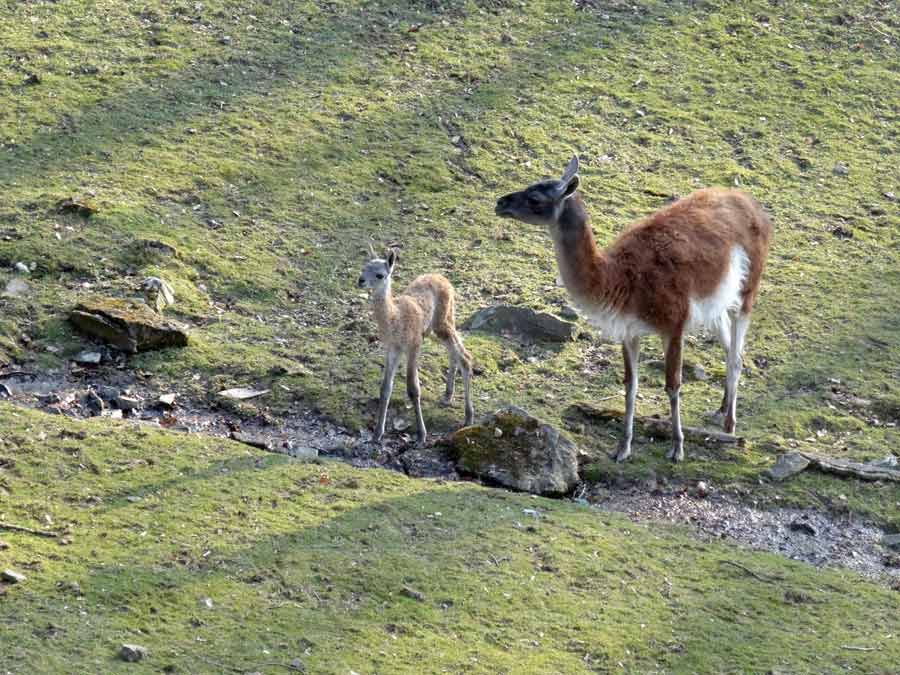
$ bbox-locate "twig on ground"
[866,22,894,42]
[841,645,878,652]
[718,559,782,583]
[0,522,59,538]
[0,370,36,379]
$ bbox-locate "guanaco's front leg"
[374,348,401,442]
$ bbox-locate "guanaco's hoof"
[666,445,685,463]
[612,444,632,463]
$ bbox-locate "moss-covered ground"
[1,0,899,669]
[1,403,898,673]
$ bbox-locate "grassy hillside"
[1,403,898,673]
[3,0,898,520]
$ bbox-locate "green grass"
[0,2,899,667]
[1,403,898,673]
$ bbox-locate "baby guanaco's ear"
[386,248,398,271]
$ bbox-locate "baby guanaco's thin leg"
[452,332,475,426]
[406,344,427,445]
[374,348,401,442]
[441,338,459,405]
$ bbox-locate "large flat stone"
[462,305,577,343]
[69,297,189,354]
[765,452,811,482]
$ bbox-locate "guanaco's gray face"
[357,250,396,290]
[495,156,580,228]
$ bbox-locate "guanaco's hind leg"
[723,312,751,434]
[707,312,732,426]
[440,331,474,427]
[664,333,685,463]
[440,340,459,406]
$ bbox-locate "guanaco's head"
[357,247,397,291]
[495,155,580,228]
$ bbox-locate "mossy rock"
[446,405,580,496]
[68,296,189,353]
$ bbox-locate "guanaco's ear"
[560,155,579,182]
[386,249,397,271]
[557,155,580,200]
[367,241,377,258]
[561,174,579,199]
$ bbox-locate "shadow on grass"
[7,482,899,672]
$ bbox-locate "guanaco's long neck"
[371,280,397,338]
[551,195,611,304]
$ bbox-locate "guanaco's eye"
[376,273,384,280]
[527,196,542,207]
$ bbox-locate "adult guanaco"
[495,157,771,462]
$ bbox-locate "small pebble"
[2,569,26,584]
[119,644,147,662]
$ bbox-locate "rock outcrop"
[69,297,189,353]
[446,405,580,495]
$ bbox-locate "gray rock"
[230,432,269,450]
[789,519,817,536]
[286,444,318,460]
[84,390,105,415]
[69,296,188,353]
[832,162,849,176]
[2,278,29,298]
[13,262,30,274]
[765,452,811,481]
[400,586,425,602]
[882,534,900,551]
[558,304,579,321]
[446,405,580,495]
[198,596,214,609]
[2,569,25,583]
[116,395,141,411]
[157,393,177,408]
[95,385,121,402]
[74,350,102,365]
[119,644,147,662]
[462,305,577,343]
[140,277,175,313]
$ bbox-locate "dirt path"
[2,368,898,585]
[587,486,899,584]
